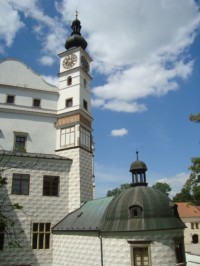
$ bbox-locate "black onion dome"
[65,18,87,50]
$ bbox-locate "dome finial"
[136,150,139,161]
[75,8,78,20]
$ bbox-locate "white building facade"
[0,16,94,266]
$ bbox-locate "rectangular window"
[66,98,73,108]
[0,225,5,250]
[60,127,75,147]
[32,223,51,249]
[191,222,194,229]
[12,174,30,195]
[133,247,149,266]
[195,222,199,229]
[14,135,27,152]
[83,99,88,110]
[43,176,59,196]
[80,127,91,149]
[33,98,41,108]
[6,95,15,104]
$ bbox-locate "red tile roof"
[176,202,200,218]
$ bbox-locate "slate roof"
[0,150,71,161]
[52,197,113,231]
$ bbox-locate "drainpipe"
[98,230,104,266]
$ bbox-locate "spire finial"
[75,8,79,19]
[136,150,139,161]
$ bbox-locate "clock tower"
[56,15,94,212]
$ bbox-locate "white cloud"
[156,172,189,198]
[39,56,54,66]
[0,0,66,59]
[111,128,128,137]
[0,1,24,50]
[59,0,200,112]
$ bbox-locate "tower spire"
[65,14,88,50]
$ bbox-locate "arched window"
[67,76,72,86]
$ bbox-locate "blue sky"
[0,0,199,198]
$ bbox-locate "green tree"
[173,113,200,204]
[106,183,132,197]
[152,182,172,196]
[0,148,23,247]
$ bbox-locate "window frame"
[80,126,91,149]
[67,76,72,86]
[33,98,41,108]
[32,222,51,250]
[43,175,59,196]
[83,99,88,110]
[13,132,27,152]
[6,95,15,104]
[66,98,73,108]
[11,173,30,195]
[60,126,75,148]
[128,241,152,266]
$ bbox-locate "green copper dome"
[101,186,185,231]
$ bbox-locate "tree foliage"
[106,182,172,197]
[0,148,24,247]
[106,183,132,197]
[152,182,172,196]
[173,113,200,205]
[190,113,200,123]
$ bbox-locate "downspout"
[98,230,104,266]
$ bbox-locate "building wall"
[57,148,93,213]
[0,111,57,154]
[52,230,184,266]
[0,156,71,266]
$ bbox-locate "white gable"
[0,58,58,93]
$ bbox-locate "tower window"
[84,78,87,87]
[83,99,88,110]
[60,127,75,147]
[66,98,73,108]
[80,127,91,149]
[67,76,72,86]
[6,95,15,104]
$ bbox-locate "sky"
[0,0,199,198]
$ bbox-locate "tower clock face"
[81,56,89,72]
[63,54,77,69]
